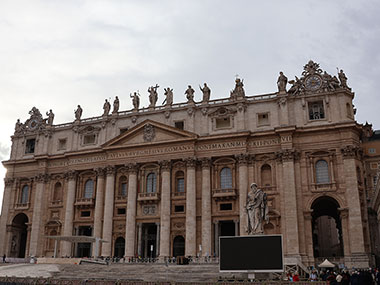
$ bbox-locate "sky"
[1,0,380,211]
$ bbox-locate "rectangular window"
[308,101,325,120]
[177,178,185,192]
[83,134,96,145]
[121,183,127,197]
[258,113,270,126]
[174,121,184,130]
[369,148,376,154]
[81,211,91,217]
[58,138,67,150]
[120,127,129,135]
[215,117,231,129]
[370,163,378,170]
[174,205,185,213]
[25,138,36,154]
[117,208,126,215]
[220,203,232,211]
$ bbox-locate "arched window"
[315,160,329,184]
[84,179,94,198]
[261,164,272,186]
[175,171,185,193]
[146,173,156,193]
[119,176,128,197]
[53,182,62,201]
[220,167,232,189]
[20,185,29,204]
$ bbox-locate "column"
[101,166,116,257]
[303,211,314,263]
[159,160,171,257]
[201,158,212,257]
[125,164,138,257]
[29,174,49,256]
[93,168,105,241]
[137,223,142,257]
[0,178,14,255]
[237,154,248,236]
[185,158,196,257]
[279,150,300,258]
[214,221,219,256]
[156,222,160,257]
[61,170,77,257]
[234,219,239,236]
[339,208,351,257]
[341,146,366,255]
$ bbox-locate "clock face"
[305,75,322,91]
[28,119,38,130]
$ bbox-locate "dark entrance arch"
[114,237,125,258]
[172,236,185,257]
[311,196,344,258]
[10,213,29,258]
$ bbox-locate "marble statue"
[46,109,55,126]
[277,72,288,92]
[113,96,120,114]
[15,119,23,133]
[246,183,269,235]
[75,105,83,121]
[185,85,195,103]
[200,83,211,103]
[338,69,348,88]
[130,92,140,110]
[163,87,173,106]
[148,84,159,108]
[103,99,111,116]
[230,78,245,100]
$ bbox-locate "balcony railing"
[137,192,160,203]
[15,202,29,210]
[311,182,336,192]
[49,200,63,207]
[212,188,236,201]
[74,198,95,207]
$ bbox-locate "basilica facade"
[0,61,377,268]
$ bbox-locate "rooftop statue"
[75,105,83,121]
[230,77,245,100]
[130,92,140,111]
[200,83,211,103]
[148,84,159,108]
[112,96,120,114]
[338,69,349,89]
[163,87,173,106]
[14,119,24,134]
[246,183,269,235]
[45,109,55,126]
[103,99,111,116]
[277,72,288,93]
[185,85,195,104]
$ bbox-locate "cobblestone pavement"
[0,263,245,282]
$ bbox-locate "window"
[216,117,231,129]
[53,182,62,201]
[120,128,129,135]
[83,134,96,145]
[25,139,36,154]
[20,185,29,204]
[174,205,185,213]
[220,167,232,189]
[220,203,232,211]
[175,171,185,193]
[308,101,325,120]
[373,175,378,187]
[315,160,329,184]
[119,176,128,197]
[58,138,67,150]
[174,121,184,130]
[117,208,126,215]
[258,113,269,126]
[84,179,94,198]
[146,173,157,193]
[369,148,376,154]
[81,211,91,217]
[261,164,272,186]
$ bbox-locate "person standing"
[2,254,5,263]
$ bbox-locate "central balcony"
[212,188,237,201]
[137,192,160,204]
[74,197,95,208]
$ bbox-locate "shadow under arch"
[10,213,29,258]
[311,196,344,259]
[172,235,185,257]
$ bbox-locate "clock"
[28,119,38,130]
[305,75,322,91]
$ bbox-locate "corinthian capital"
[105,165,116,175]
[4,178,14,187]
[200,158,211,168]
[35,173,50,183]
[276,149,300,162]
[185,157,197,168]
[235,153,249,165]
[126,163,139,173]
[341,145,361,158]
[64,170,77,181]
[160,160,171,171]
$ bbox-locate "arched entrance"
[311,197,344,259]
[114,237,125,258]
[10,213,29,258]
[172,236,185,257]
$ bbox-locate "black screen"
[219,235,283,272]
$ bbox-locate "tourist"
[2,254,5,263]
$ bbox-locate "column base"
[344,253,370,269]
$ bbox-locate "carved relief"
[341,145,362,158]
[143,124,155,142]
[142,205,156,215]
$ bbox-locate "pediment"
[103,120,197,149]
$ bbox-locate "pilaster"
[0,178,14,255]
[159,160,171,257]
[236,154,248,235]
[125,164,138,257]
[201,158,212,256]
[185,158,196,257]
[93,168,105,243]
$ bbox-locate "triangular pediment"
[103,119,198,149]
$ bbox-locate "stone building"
[0,61,376,268]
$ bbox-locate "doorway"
[10,213,29,258]
[172,236,185,257]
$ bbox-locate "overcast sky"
[1,0,380,211]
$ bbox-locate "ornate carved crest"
[15,107,47,136]
[143,124,155,142]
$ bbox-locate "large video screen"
[219,235,283,272]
